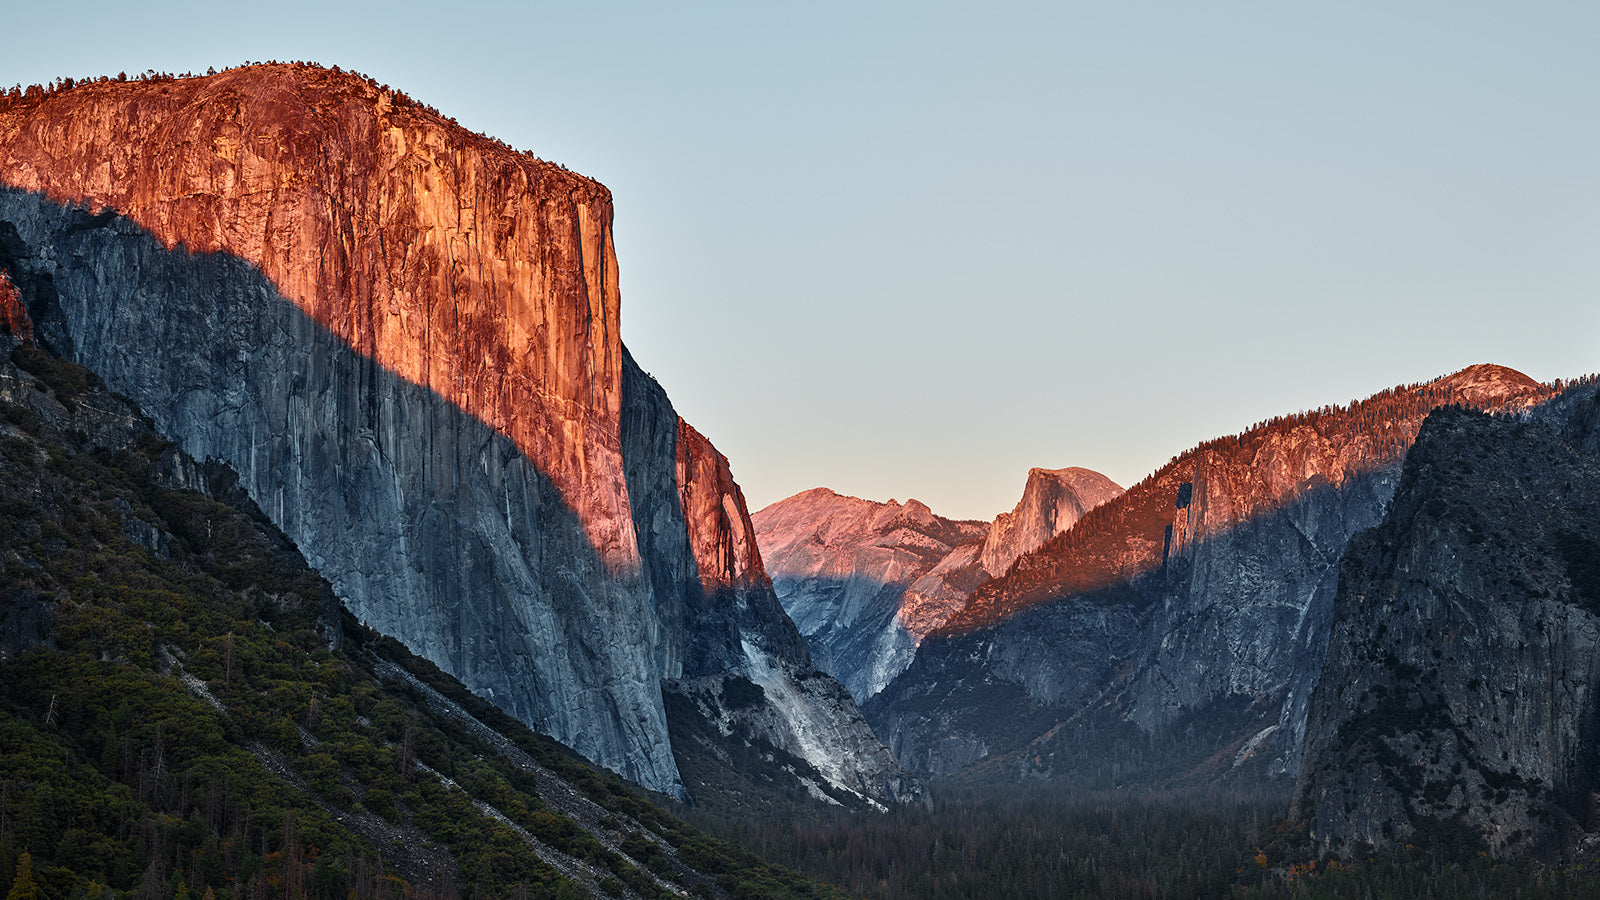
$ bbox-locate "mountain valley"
[4,60,1600,899]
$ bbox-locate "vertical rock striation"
[0,65,913,803]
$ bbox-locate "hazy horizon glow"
[9,2,1600,520]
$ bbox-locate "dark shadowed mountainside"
[1297,387,1600,859]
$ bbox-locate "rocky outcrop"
[1296,398,1600,858]
[979,467,1122,577]
[871,366,1554,783]
[753,489,986,699]
[0,64,913,804]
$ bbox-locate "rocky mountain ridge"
[0,63,913,805]
[867,364,1555,784]
[753,466,1122,701]
[751,489,987,700]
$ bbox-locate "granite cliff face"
[0,66,633,561]
[1297,394,1600,858]
[979,467,1123,577]
[0,269,30,342]
[0,64,914,803]
[869,366,1553,783]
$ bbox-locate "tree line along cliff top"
[942,365,1575,635]
[0,61,607,203]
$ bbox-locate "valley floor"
[676,781,1600,900]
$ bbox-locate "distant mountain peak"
[752,489,988,699]
[1429,363,1545,410]
[978,466,1123,578]
[753,463,1121,700]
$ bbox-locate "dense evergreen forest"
[680,782,1600,900]
[0,338,844,900]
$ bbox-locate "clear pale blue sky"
[10,2,1600,520]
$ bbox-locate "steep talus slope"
[0,65,911,805]
[752,490,986,700]
[870,366,1553,783]
[0,333,849,900]
[1297,393,1600,859]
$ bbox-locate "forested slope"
[0,332,846,900]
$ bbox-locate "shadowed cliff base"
[867,561,1304,791]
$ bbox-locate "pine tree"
[5,851,36,900]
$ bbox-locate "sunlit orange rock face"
[0,65,636,565]
[676,419,769,593]
[977,466,1124,579]
[947,364,1554,634]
